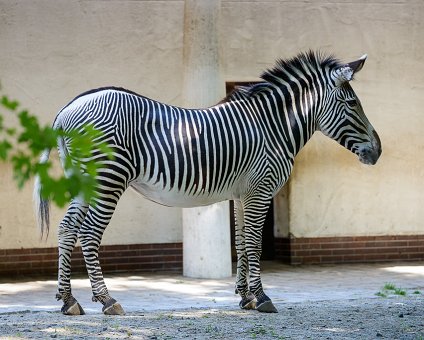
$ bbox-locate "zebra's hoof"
[239,292,256,310]
[256,299,278,313]
[61,300,85,316]
[102,298,125,315]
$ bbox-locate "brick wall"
[2,236,423,277]
[275,235,424,265]
[0,243,182,277]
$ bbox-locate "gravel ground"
[0,295,423,340]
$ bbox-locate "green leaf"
[0,89,113,207]
[0,139,12,160]
[11,152,32,188]
[1,96,19,111]
[6,128,16,136]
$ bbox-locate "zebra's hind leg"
[79,185,126,315]
[233,200,256,310]
[243,195,278,313]
[57,199,88,315]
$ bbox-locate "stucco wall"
[0,0,185,248]
[0,0,423,249]
[286,0,424,237]
[220,0,424,238]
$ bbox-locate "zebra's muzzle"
[358,130,382,165]
[358,148,380,165]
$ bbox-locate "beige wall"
[0,0,185,248]
[221,0,424,238]
[0,0,423,249]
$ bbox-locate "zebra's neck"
[248,84,321,159]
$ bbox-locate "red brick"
[5,248,29,255]
[401,247,423,253]
[0,243,183,277]
[353,236,376,242]
[30,248,56,255]
[301,256,321,264]
[101,244,129,251]
[102,250,138,258]
[407,253,424,260]
[385,241,408,247]
[354,248,392,255]
[407,240,424,247]
[293,250,311,257]
[320,242,345,249]
[14,255,35,262]
[309,249,332,256]
[41,254,60,261]
[320,255,344,263]
[275,235,424,265]
[401,235,421,241]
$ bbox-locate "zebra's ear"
[347,54,367,74]
[333,54,367,86]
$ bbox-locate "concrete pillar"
[183,202,231,278]
[182,0,232,279]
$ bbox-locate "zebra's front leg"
[79,191,125,315]
[244,197,278,313]
[56,199,88,315]
[233,200,256,310]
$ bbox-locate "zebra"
[34,51,381,316]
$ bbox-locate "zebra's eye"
[346,99,357,107]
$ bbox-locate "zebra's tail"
[33,114,63,239]
[33,149,51,239]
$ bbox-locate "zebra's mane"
[222,51,342,103]
[63,52,342,108]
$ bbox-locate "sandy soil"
[0,295,423,339]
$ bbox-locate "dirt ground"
[0,295,423,339]
[1,262,423,339]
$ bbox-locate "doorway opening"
[229,200,276,261]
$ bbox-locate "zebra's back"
[57,88,268,207]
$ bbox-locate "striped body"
[35,52,381,315]
[60,88,290,207]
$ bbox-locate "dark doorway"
[229,200,276,261]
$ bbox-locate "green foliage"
[376,283,408,298]
[394,287,406,296]
[383,283,396,291]
[0,90,112,207]
[383,283,406,296]
[375,291,387,298]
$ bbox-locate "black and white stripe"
[34,51,381,314]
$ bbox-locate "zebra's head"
[318,55,382,165]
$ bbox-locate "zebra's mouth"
[358,147,381,165]
[357,130,382,165]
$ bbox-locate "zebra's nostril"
[358,146,380,165]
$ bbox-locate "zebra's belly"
[130,181,233,208]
